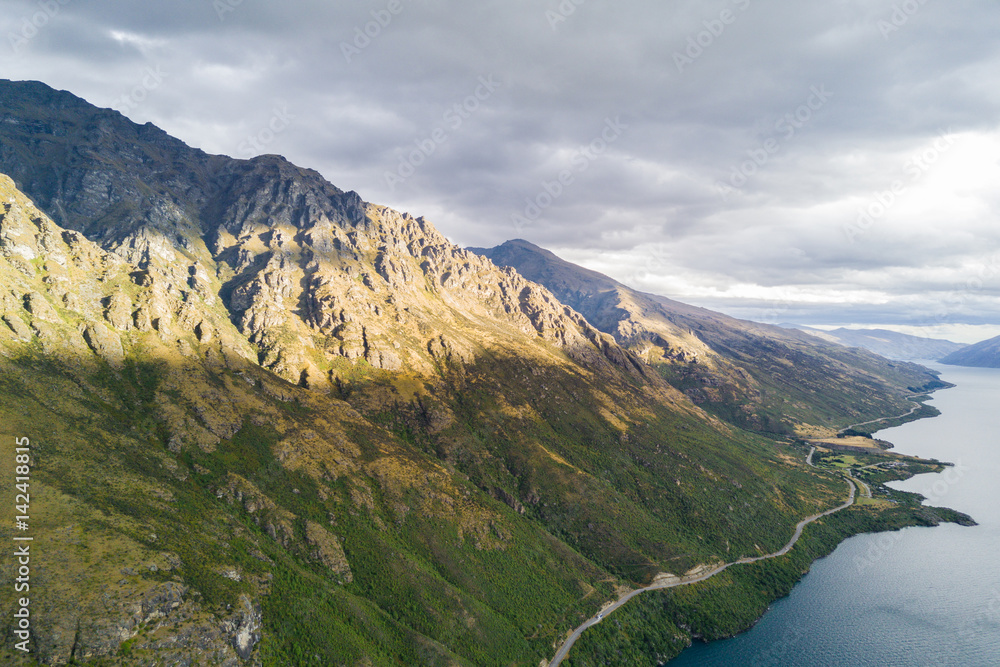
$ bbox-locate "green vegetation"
[0,330,857,665]
[841,398,941,436]
[823,455,861,468]
[0,337,967,665]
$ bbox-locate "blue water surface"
[668,365,1000,667]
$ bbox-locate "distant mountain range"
[941,335,1000,368]
[787,325,965,361]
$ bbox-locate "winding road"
[547,473,857,666]
[847,468,873,499]
[838,402,921,434]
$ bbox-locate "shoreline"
[549,466,858,666]
[548,384,974,666]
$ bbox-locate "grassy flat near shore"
[822,454,862,467]
[810,436,883,449]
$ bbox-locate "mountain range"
[0,80,964,666]
[787,325,965,362]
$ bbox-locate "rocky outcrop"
[225,595,263,662]
[24,291,62,322]
[304,520,353,583]
[217,474,279,516]
[81,322,125,366]
[24,547,262,667]
[2,311,32,340]
[217,474,353,581]
[103,291,133,330]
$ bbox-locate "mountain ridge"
[0,80,657,390]
[471,239,949,434]
[788,325,964,361]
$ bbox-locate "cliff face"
[0,172,265,664]
[0,80,935,666]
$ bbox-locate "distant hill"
[940,335,1000,368]
[788,326,965,361]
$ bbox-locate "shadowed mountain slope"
[471,239,949,433]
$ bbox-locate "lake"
[668,364,1000,667]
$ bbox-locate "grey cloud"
[3,0,1000,331]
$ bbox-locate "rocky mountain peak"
[0,79,651,395]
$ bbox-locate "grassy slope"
[0,323,851,665]
[0,347,598,665]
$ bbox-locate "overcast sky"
[3,0,1000,342]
